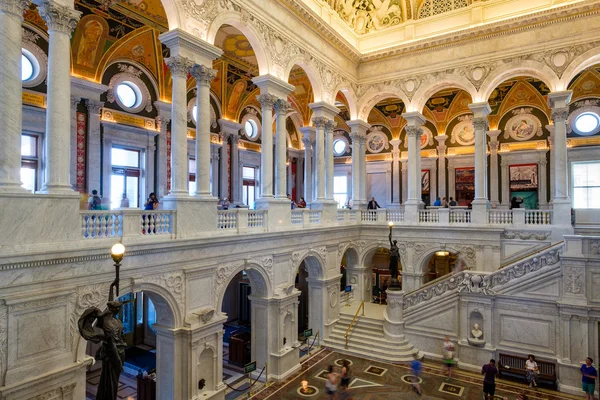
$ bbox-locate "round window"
[333,139,347,155]
[22,53,34,82]
[574,112,600,135]
[192,105,198,123]
[116,82,141,109]
[245,120,258,139]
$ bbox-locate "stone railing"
[309,211,321,224]
[387,210,405,222]
[403,242,564,309]
[81,209,175,239]
[419,209,439,223]
[525,210,553,225]
[488,210,513,224]
[218,209,267,232]
[291,210,303,225]
[449,209,471,224]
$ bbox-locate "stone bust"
[471,323,483,339]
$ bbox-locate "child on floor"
[410,357,423,396]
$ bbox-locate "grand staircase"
[323,305,421,362]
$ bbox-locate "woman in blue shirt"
[581,357,597,400]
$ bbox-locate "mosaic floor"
[250,349,587,400]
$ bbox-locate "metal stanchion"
[265,362,270,387]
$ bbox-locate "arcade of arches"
[1,0,600,399]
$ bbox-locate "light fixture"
[436,251,450,257]
[388,221,394,228]
[109,243,125,300]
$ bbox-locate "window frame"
[110,146,142,209]
[572,161,600,209]
[20,133,40,193]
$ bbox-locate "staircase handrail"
[344,301,365,349]
[500,241,559,268]
[403,242,564,310]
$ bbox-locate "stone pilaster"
[256,93,276,202]
[390,139,402,207]
[487,130,500,206]
[324,119,337,201]
[435,135,448,202]
[347,120,370,209]
[154,101,171,199]
[468,102,492,224]
[548,91,572,226]
[312,116,327,202]
[85,99,104,194]
[300,127,315,205]
[274,98,291,199]
[402,112,426,222]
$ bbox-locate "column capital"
[252,74,295,98]
[191,64,217,87]
[301,136,313,149]
[309,101,339,120]
[434,134,448,145]
[405,125,423,137]
[0,0,28,19]
[472,116,489,131]
[85,99,104,115]
[312,116,327,129]
[487,129,501,142]
[273,98,291,114]
[347,119,371,135]
[551,107,570,123]
[159,28,223,65]
[488,141,500,152]
[300,126,316,139]
[324,119,337,133]
[401,111,426,126]
[389,138,402,150]
[547,90,572,109]
[468,102,492,118]
[257,93,277,110]
[39,2,81,35]
[165,56,193,78]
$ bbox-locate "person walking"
[410,357,423,396]
[481,359,499,400]
[443,336,455,381]
[325,365,338,399]
[526,354,539,388]
[581,357,597,400]
[340,360,351,390]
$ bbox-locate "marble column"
[300,127,314,204]
[256,94,276,201]
[295,155,303,202]
[230,133,242,204]
[324,119,337,201]
[312,117,327,201]
[487,130,501,206]
[401,158,408,203]
[38,3,81,194]
[435,135,447,201]
[546,125,555,202]
[390,139,401,207]
[219,131,230,201]
[469,102,492,223]
[347,120,370,208]
[191,65,217,199]
[274,98,290,199]
[312,138,317,202]
[164,56,193,198]
[448,156,457,200]
[548,91,572,226]
[402,112,426,222]
[86,100,104,193]
[154,101,171,199]
[211,147,219,198]
[500,157,510,207]
[538,150,548,209]
[0,0,29,192]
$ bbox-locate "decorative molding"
[38,3,81,35]
[564,266,583,295]
[165,56,194,78]
[1,0,29,19]
[501,231,551,240]
[106,64,153,113]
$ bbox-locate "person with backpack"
[88,190,102,210]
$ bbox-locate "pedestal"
[161,197,217,237]
[383,290,406,340]
[470,200,488,224]
[310,200,338,224]
[255,198,291,231]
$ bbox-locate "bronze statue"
[78,299,126,400]
[388,226,401,290]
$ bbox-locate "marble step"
[328,332,415,351]
[337,315,385,330]
[323,338,420,362]
[331,326,385,339]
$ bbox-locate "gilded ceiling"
[326,0,403,34]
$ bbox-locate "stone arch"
[216,261,273,313]
[206,12,270,76]
[410,76,478,113]
[479,62,559,102]
[292,251,326,282]
[283,57,324,103]
[415,245,472,276]
[561,47,600,90]
[338,242,361,268]
[197,346,216,396]
[333,83,359,121]
[360,241,397,268]
[158,0,184,30]
[357,87,411,120]
[101,58,161,102]
[74,281,179,362]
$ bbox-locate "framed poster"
[379,275,391,290]
[372,272,377,288]
[455,167,475,192]
[510,164,538,190]
[421,170,430,194]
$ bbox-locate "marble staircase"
[323,312,420,362]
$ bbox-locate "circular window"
[245,120,258,139]
[333,139,347,155]
[192,105,198,123]
[116,82,142,109]
[22,54,34,81]
[574,112,600,135]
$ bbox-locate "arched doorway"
[423,250,465,283]
[296,261,309,337]
[78,287,178,400]
[362,246,402,304]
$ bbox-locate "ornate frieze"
[0,0,29,19]
[165,56,194,78]
[191,65,217,87]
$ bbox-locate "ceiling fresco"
[325,0,403,34]
[214,25,259,71]
[288,66,315,126]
